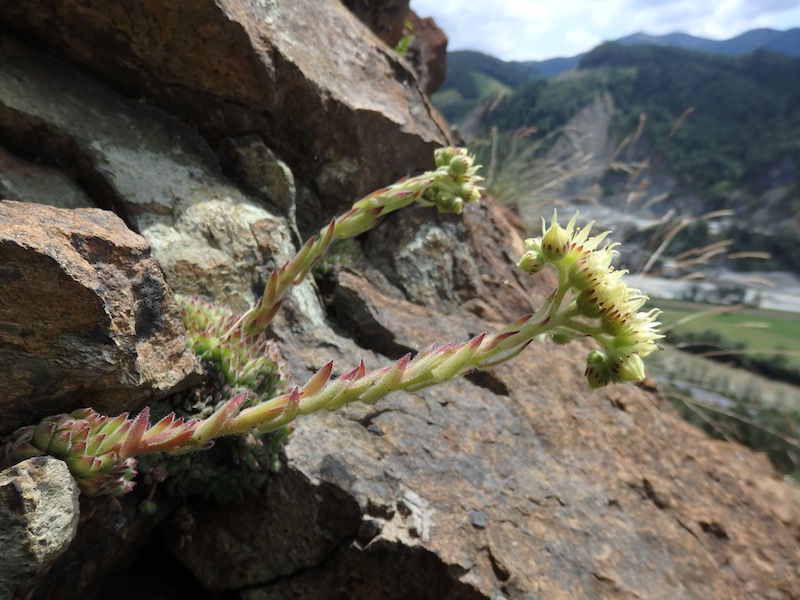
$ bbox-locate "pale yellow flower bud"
[613,352,646,383]
[541,217,571,262]
[568,244,619,291]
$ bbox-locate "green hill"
[437,43,800,273]
[434,51,541,123]
[577,44,800,212]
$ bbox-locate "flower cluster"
[517,212,662,388]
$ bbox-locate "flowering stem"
[222,310,567,436]
[225,147,484,336]
[1,163,662,498]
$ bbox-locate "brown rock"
[0,200,200,434]
[0,0,452,215]
[407,11,449,95]
[342,0,411,48]
[342,2,449,95]
[159,198,800,599]
[0,1,797,598]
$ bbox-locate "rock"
[0,148,94,210]
[341,2,448,96]
[0,457,80,599]
[156,198,800,599]
[362,200,540,321]
[26,491,184,600]
[0,0,799,598]
[0,0,453,218]
[0,200,200,435]
[0,34,305,312]
[342,0,411,48]
[407,11,449,95]
[221,135,298,223]
[164,467,363,592]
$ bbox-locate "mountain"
[434,28,800,124]
[432,51,540,124]
[616,28,800,57]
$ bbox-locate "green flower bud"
[551,332,573,345]
[448,153,471,176]
[585,350,613,389]
[541,220,571,262]
[613,352,646,383]
[434,147,457,168]
[517,238,546,273]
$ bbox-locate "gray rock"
[0,148,94,210]
[0,457,79,599]
[0,34,303,313]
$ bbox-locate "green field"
[654,299,800,368]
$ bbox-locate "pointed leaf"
[119,407,149,459]
[359,354,410,405]
[193,392,248,444]
[300,362,334,396]
[431,333,486,382]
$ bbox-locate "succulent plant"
[2,406,205,496]
[1,148,661,499]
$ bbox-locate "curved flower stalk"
[228,146,484,335]
[0,152,661,498]
[216,215,663,433]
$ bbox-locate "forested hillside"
[434,42,800,272]
[583,44,800,198]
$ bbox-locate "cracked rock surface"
[161,200,800,599]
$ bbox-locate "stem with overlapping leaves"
[1,153,662,498]
[227,146,484,335]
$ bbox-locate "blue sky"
[410,0,800,61]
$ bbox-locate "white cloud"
[410,0,800,61]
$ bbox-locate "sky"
[410,0,800,61]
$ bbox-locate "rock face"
[0,200,200,435]
[342,2,449,94]
[0,1,798,599]
[162,200,800,600]
[0,35,302,312]
[0,457,80,599]
[0,0,452,221]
